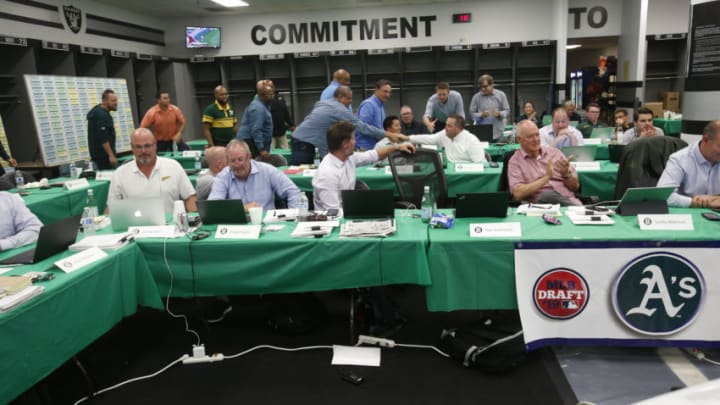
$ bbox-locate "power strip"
[357,335,396,348]
[182,344,224,365]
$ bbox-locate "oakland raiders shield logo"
[63,5,82,34]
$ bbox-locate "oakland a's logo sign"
[63,5,82,34]
[612,252,705,336]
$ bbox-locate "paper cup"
[249,206,263,225]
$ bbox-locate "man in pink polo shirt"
[140,90,187,152]
[508,120,582,206]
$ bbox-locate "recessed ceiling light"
[566,44,582,50]
[210,0,248,7]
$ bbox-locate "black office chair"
[614,136,688,200]
[354,179,369,191]
[388,149,449,208]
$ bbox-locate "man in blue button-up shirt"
[0,191,42,251]
[237,86,274,161]
[355,79,393,150]
[320,69,351,112]
[658,120,720,208]
[208,140,301,211]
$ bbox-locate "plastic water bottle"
[14,170,24,189]
[194,155,201,170]
[421,185,434,223]
[613,124,623,143]
[313,147,320,167]
[298,192,309,215]
[83,189,98,235]
[172,141,178,154]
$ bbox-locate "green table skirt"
[21,178,110,224]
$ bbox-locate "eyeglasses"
[132,143,155,150]
[587,110,600,114]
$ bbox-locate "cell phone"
[338,369,364,385]
[488,162,499,168]
[702,212,720,221]
[192,231,211,240]
[542,214,561,225]
[326,208,339,217]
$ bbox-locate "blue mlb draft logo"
[612,252,705,336]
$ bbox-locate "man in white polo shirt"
[108,128,196,213]
[408,115,486,163]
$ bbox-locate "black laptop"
[608,144,626,163]
[197,199,248,224]
[465,124,494,143]
[455,192,511,218]
[341,189,395,219]
[0,214,81,265]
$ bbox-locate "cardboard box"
[644,102,663,118]
[661,92,680,113]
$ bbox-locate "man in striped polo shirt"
[202,85,238,147]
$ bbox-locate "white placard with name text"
[570,161,601,171]
[182,150,202,157]
[454,163,485,173]
[638,214,694,231]
[386,165,413,175]
[583,138,603,145]
[94,171,114,181]
[214,225,262,239]
[63,178,90,190]
[128,226,179,238]
[469,222,522,238]
[302,169,317,177]
[54,246,108,273]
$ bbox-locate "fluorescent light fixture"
[566,44,582,50]
[210,0,248,7]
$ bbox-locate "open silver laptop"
[108,198,166,231]
[561,145,598,162]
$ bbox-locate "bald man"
[237,85,274,160]
[202,85,238,147]
[321,69,352,111]
[108,128,196,213]
[196,146,227,201]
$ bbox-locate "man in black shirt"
[399,105,425,135]
[270,91,294,149]
[86,89,118,170]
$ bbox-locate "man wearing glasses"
[577,103,608,138]
[107,128,196,213]
[469,74,510,141]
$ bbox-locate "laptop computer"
[465,124,494,143]
[196,199,248,224]
[561,145,598,162]
[341,189,395,219]
[590,127,614,139]
[108,198,166,231]
[0,214,81,265]
[608,144,626,163]
[616,187,674,216]
[455,192,510,218]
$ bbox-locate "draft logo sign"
[533,268,589,319]
[612,252,704,335]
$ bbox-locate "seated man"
[195,146,227,201]
[208,140,301,211]
[408,115,486,163]
[108,128,196,213]
[0,191,42,251]
[620,107,665,145]
[657,120,720,208]
[509,120,581,206]
[577,103,608,138]
[313,120,415,210]
[539,107,584,148]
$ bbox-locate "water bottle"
[172,141,178,154]
[313,147,320,167]
[14,170,24,189]
[83,189,98,235]
[613,124,623,143]
[194,155,201,170]
[298,192,309,215]
[421,185,434,223]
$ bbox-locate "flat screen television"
[186,26,221,49]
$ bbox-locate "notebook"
[196,199,248,224]
[108,198,166,231]
[0,214,81,265]
[465,124,494,143]
[561,145,598,162]
[455,192,510,218]
[341,189,395,219]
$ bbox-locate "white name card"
[570,161,601,171]
[469,222,522,238]
[583,138,603,145]
[386,165,413,175]
[454,163,485,173]
[302,169,317,177]
[182,150,202,157]
[63,178,90,190]
[94,171,114,181]
[638,214,694,231]
[214,225,262,239]
[128,225,178,238]
[420,144,438,151]
[54,246,107,273]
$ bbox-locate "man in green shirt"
[577,103,608,138]
[202,85,238,147]
[86,89,118,170]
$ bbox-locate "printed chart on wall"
[0,114,11,168]
[24,75,134,166]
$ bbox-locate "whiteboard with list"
[24,75,134,166]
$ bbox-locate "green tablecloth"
[576,161,618,201]
[20,178,110,224]
[136,213,431,297]
[653,118,682,136]
[0,245,162,404]
[486,143,611,161]
[187,139,208,151]
[425,208,718,311]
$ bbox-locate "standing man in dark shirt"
[267,83,295,149]
[399,105,425,135]
[87,89,117,170]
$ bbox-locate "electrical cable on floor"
[163,237,201,346]
[395,343,450,358]
[72,355,186,405]
[223,344,334,359]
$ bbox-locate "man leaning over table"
[407,114,486,163]
[508,120,581,206]
[657,120,720,208]
[208,140,300,211]
[0,191,42,251]
[107,128,196,214]
[196,146,227,201]
[422,82,465,133]
[313,120,415,211]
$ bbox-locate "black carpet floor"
[14,286,577,405]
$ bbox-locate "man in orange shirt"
[140,90,187,152]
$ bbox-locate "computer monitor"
[465,124,494,143]
[196,199,248,224]
[341,189,395,219]
[455,192,510,218]
[0,214,81,265]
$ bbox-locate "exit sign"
[452,13,472,23]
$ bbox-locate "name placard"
[128,226,178,238]
[638,214,694,231]
[583,138,602,145]
[454,163,485,173]
[302,169,317,177]
[95,171,114,181]
[470,222,522,238]
[214,225,262,239]
[63,178,90,190]
[182,150,202,157]
[385,165,413,175]
[54,247,107,273]
[570,161,601,171]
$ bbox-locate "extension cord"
[683,347,706,361]
[182,344,225,365]
[357,335,396,348]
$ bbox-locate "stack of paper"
[69,232,134,251]
[0,285,44,313]
[291,221,339,238]
[264,208,299,223]
[340,219,396,238]
[516,204,561,216]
